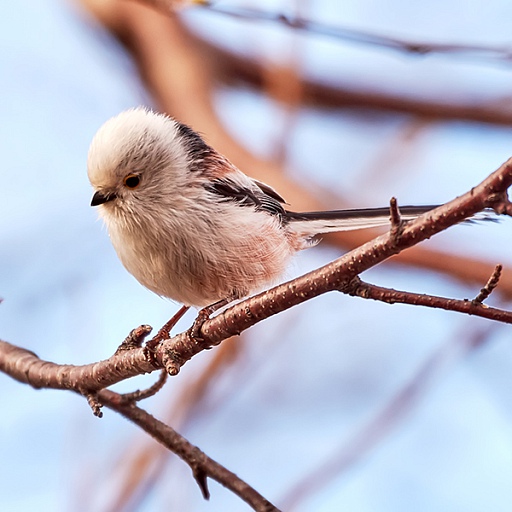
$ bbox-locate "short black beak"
[91,191,117,207]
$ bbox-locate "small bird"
[87,108,460,308]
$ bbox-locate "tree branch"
[0,340,279,510]
[473,264,503,304]
[197,3,512,65]
[2,158,512,388]
[1,157,511,510]
[174,0,512,125]
[212,46,512,125]
[97,389,280,511]
[345,272,512,324]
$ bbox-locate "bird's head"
[87,108,192,213]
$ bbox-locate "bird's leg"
[190,298,230,339]
[145,305,190,357]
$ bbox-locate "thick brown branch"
[162,157,512,365]
[0,340,154,391]
[2,158,512,388]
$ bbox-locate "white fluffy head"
[87,108,192,211]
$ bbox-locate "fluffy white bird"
[87,108,458,308]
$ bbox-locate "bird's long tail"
[285,205,492,236]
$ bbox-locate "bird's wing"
[206,176,286,218]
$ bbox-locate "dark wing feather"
[207,178,286,217]
[253,179,287,204]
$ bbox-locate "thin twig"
[473,264,503,304]
[345,276,512,322]
[97,389,281,511]
[196,3,512,66]
[389,196,403,241]
[118,369,168,403]
[144,304,190,364]
[85,392,103,418]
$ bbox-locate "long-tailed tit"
[87,108,477,308]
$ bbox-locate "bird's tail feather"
[285,205,495,236]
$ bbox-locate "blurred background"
[2,0,512,510]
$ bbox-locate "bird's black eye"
[123,174,140,189]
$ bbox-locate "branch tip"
[162,350,181,376]
[473,264,503,304]
[489,191,512,216]
[193,466,211,500]
[85,393,103,418]
[389,197,403,240]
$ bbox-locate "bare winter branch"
[1,153,511,511]
[197,3,512,66]
[1,157,511,388]
[346,276,512,323]
[121,0,512,128]
[97,389,280,511]
[0,342,280,510]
